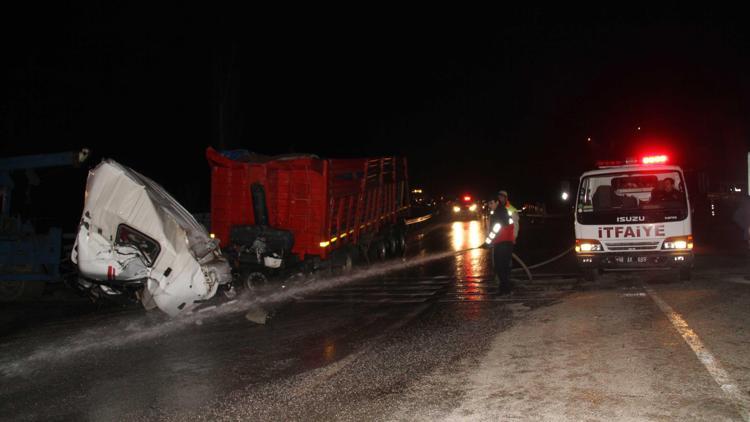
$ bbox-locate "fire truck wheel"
[679,267,692,281]
[582,269,598,282]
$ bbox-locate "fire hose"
[452,245,574,282]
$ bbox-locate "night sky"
[4,6,750,224]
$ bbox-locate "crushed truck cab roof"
[72,159,232,316]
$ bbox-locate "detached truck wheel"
[243,272,269,294]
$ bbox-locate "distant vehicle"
[410,188,436,208]
[452,194,479,219]
[574,155,694,281]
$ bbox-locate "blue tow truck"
[0,149,89,301]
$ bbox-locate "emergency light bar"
[595,159,639,168]
[596,155,670,168]
[642,155,668,164]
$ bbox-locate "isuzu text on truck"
[574,155,694,281]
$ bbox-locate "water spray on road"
[0,247,478,377]
[0,242,575,377]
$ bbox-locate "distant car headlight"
[453,206,461,213]
[469,204,477,212]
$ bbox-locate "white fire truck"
[574,155,694,281]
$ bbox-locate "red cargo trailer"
[206,147,410,276]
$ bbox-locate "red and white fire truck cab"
[574,155,694,281]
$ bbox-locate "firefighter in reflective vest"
[484,190,520,295]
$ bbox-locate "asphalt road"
[2,217,750,421]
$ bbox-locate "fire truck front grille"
[605,242,661,251]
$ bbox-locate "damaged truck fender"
[71,159,232,316]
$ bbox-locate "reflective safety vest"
[485,203,519,244]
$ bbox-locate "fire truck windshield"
[576,170,688,225]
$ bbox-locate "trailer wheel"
[395,231,407,254]
[329,248,355,273]
[341,252,354,273]
[385,235,398,257]
[371,241,387,262]
[243,272,269,294]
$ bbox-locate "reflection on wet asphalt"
[1,217,570,421]
[5,216,748,420]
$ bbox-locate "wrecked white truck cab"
[72,160,232,316]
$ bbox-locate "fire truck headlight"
[453,206,461,213]
[662,236,693,250]
[469,204,477,212]
[575,239,603,253]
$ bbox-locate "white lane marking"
[621,292,647,297]
[644,286,750,421]
[725,277,750,285]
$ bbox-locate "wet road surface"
[2,217,750,421]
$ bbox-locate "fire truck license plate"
[615,256,649,264]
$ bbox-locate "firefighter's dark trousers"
[492,241,514,292]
